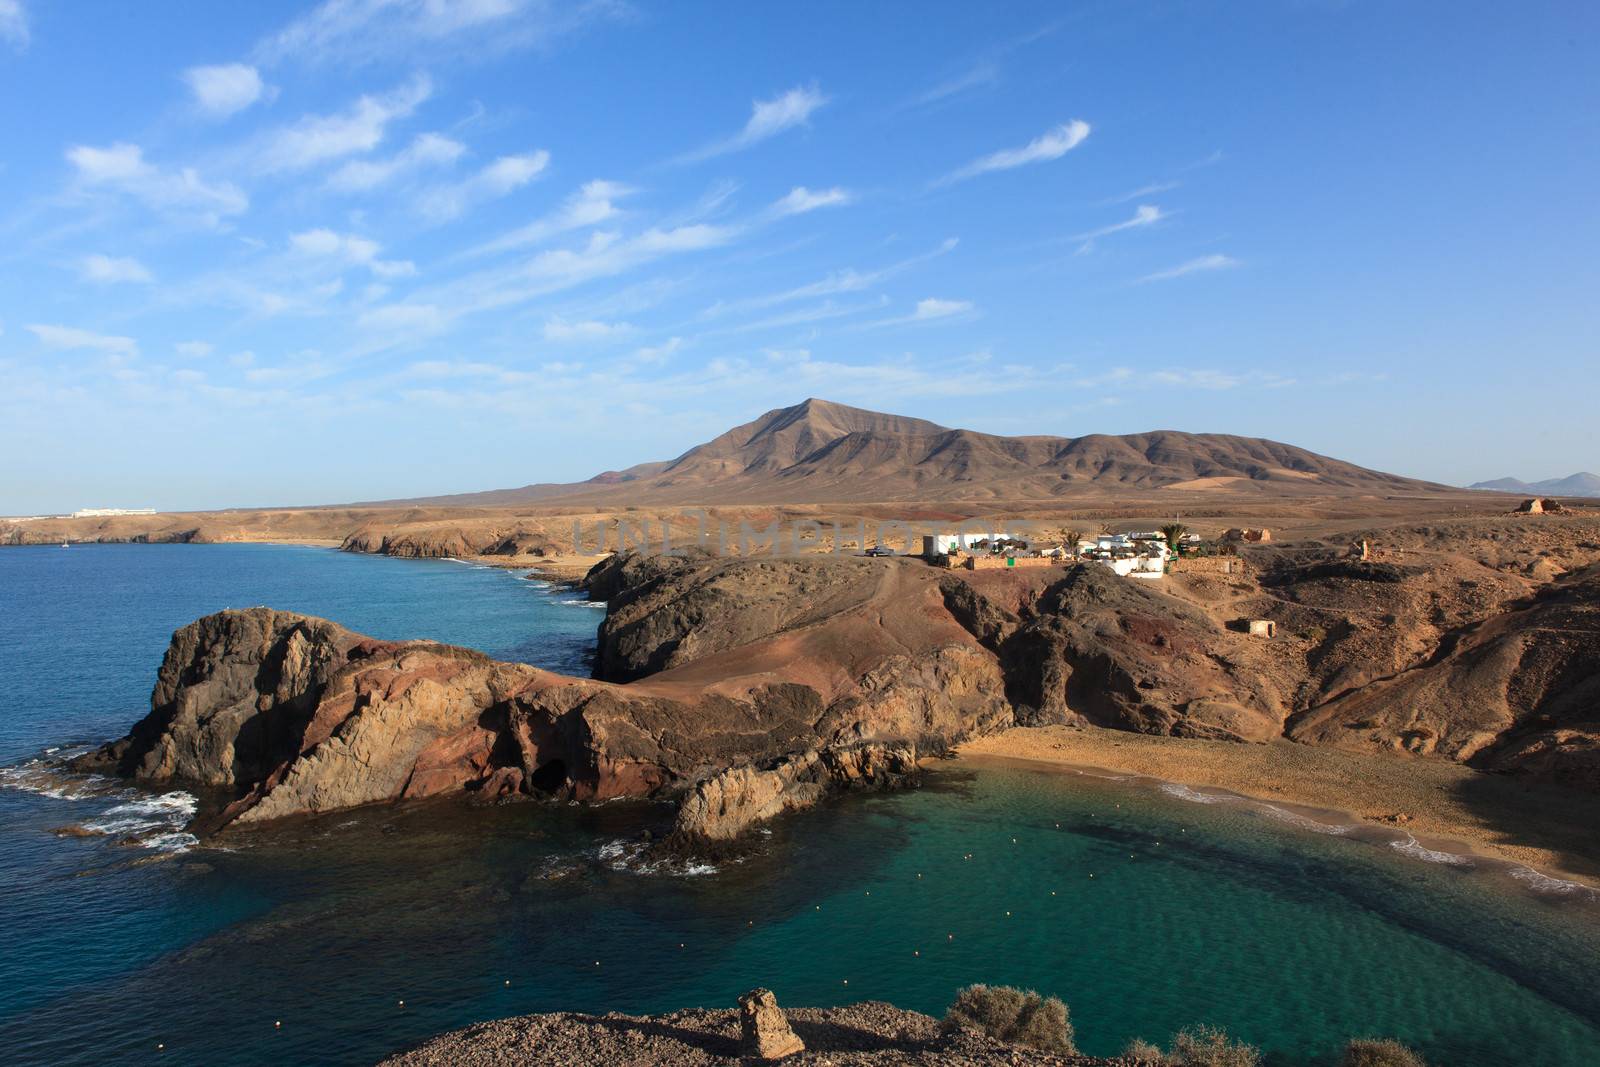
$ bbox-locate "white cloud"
[327,131,464,191]
[185,64,268,117]
[420,149,548,221]
[358,302,448,336]
[908,63,998,109]
[705,237,959,318]
[680,84,827,162]
[0,0,27,49]
[260,75,431,171]
[632,337,682,363]
[27,324,139,356]
[1072,204,1168,250]
[253,0,610,68]
[941,119,1091,184]
[175,340,214,358]
[913,298,973,319]
[520,224,735,292]
[66,143,248,225]
[289,228,416,277]
[1102,180,1179,205]
[1138,253,1240,283]
[770,185,852,217]
[857,297,976,331]
[467,179,633,257]
[80,254,153,284]
[542,316,631,342]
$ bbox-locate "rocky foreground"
[71,513,1600,842]
[379,1001,1131,1067]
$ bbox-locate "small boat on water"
[60,540,69,548]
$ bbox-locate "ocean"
[1,544,1597,1066]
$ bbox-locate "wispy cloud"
[862,296,977,329]
[1101,180,1179,205]
[28,323,139,356]
[0,0,28,49]
[770,186,853,218]
[184,64,270,117]
[1071,204,1168,251]
[327,132,464,192]
[290,228,416,277]
[542,316,631,342]
[80,254,153,284]
[66,143,248,226]
[465,179,634,257]
[418,150,549,221]
[175,341,214,359]
[907,63,999,109]
[1138,253,1239,283]
[704,237,959,319]
[259,75,432,171]
[678,84,827,163]
[0,0,27,49]
[253,0,616,68]
[939,120,1090,185]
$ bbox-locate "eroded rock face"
[79,553,1017,838]
[738,988,805,1060]
[944,567,1285,743]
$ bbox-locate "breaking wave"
[1388,833,1473,867]
[592,838,719,877]
[2,756,200,854]
[560,599,607,609]
[1259,803,1355,836]
[1507,866,1598,899]
[1158,782,1230,805]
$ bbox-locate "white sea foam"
[590,838,719,877]
[1507,866,1598,899]
[1158,782,1229,804]
[560,599,607,608]
[1259,803,1354,836]
[1389,833,1472,867]
[78,791,200,852]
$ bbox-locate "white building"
[71,507,157,518]
[922,531,998,558]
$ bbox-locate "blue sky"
[1,1,1596,512]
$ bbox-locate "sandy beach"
[959,726,1600,889]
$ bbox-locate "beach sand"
[959,725,1600,888]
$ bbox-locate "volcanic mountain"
[377,398,1448,506]
[1469,473,1600,498]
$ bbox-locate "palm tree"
[1160,522,1189,554]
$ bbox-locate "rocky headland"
[66,509,1600,861]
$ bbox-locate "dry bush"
[942,984,1076,1054]
[1341,1038,1427,1067]
[1168,1024,1261,1067]
[1123,1036,1168,1062]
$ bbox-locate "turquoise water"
[2,545,1598,1066]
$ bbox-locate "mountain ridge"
[359,398,1451,507]
[1468,473,1600,498]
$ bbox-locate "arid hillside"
[368,398,1452,506]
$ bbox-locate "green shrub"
[1341,1038,1427,1067]
[942,984,1076,1054]
[1123,1036,1168,1062]
[1168,1025,1260,1067]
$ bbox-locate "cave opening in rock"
[529,759,568,794]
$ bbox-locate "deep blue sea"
[2,544,1598,1066]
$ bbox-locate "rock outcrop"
[738,989,805,1060]
[379,1000,1132,1066]
[77,555,1014,839]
